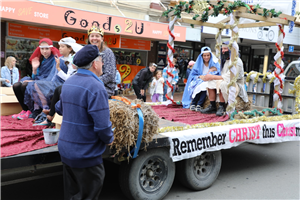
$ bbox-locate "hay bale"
[109,97,159,156]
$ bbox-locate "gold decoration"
[88,25,104,36]
[288,75,300,113]
[159,114,300,133]
[193,0,209,14]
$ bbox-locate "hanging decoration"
[215,25,226,63]
[165,16,177,104]
[289,0,296,33]
[273,24,285,109]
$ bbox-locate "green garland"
[230,108,283,120]
[162,0,284,25]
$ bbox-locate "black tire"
[176,151,222,191]
[119,148,175,200]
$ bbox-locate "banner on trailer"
[160,119,300,162]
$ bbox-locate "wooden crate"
[0,87,22,116]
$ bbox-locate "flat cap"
[73,45,103,67]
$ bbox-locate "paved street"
[2,141,299,200]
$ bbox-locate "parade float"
[1,1,300,200]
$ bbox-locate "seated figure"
[200,42,248,116]
[182,47,220,111]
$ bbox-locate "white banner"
[160,119,300,162]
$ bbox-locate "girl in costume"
[12,38,61,119]
[182,47,221,110]
[32,37,83,125]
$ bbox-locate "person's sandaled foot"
[33,119,52,126]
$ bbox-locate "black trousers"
[49,85,62,116]
[13,82,29,111]
[133,84,146,102]
[191,91,207,106]
[63,163,105,200]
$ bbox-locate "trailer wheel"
[119,148,175,200]
[177,151,222,191]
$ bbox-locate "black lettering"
[80,35,85,41]
[80,19,88,28]
[172,138,181,156]
[271,128,275,137]
[103,17,111,31]
[202,137,211,149]
[62,32,67,38]
[296,127,300,136]
[92,21,100,27]
[181,141,187,153]
[210,132,217,147]
[64,10,76,25]
[222,134,226,144]
[217,135,223,145]
[186,139,197,152]
[197,138,202,150]
[135,22,144,34]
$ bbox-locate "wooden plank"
[0,87,15,95]
[218,16,230,24]
[235,12,289,25]
[238,22,277,28]
[180,17,224,28]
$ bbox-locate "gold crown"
[88,25,104,36]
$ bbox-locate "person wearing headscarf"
[201,42,248,116]
[32,37,83,125]
[12,38,61,119]
[87,25,116,98]
[182,47,220,110]
[185,60,195,80]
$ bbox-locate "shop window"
[6,37,58,78]
[113,49,147,67]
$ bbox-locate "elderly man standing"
[200,42,248,116]
[56,45,114,200]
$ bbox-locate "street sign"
[288,46,294,52]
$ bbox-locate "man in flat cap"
[56,44,114,200]
[200,42,248,116]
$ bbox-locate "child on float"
[1,56,19,87]
[33,37,83,126]
[12,38,61,119]
[150,70,164,102]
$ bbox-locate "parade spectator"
[55,44,114,200]
[186,60,195,80]
[132,63,157,102]
[115,70,121,95]
[200,42,248,116]
[182,47,220,111]
[12,38,61,119]
[1,56,19,87]
[150,70,164,102]
[88,25,116,98]
[34,37,83,126]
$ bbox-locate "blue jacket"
[1,66,19,87]
[186,68,191,80]
[56,69,114,168]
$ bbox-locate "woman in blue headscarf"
[182,47,221,110]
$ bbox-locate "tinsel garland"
[159,114,300,133]
[288,75,300,113]
[215,24,226,63]
[289,0,296,33]
[226,13,239,113]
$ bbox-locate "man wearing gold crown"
[87,25,116,98]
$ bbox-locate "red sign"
[117,64,145,84]
[1,0,186,42]
[121,38,151,51]
[103,35,121,48]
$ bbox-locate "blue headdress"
[182,46,221,108]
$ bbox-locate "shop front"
[1,0,186,83]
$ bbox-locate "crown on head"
[88,25,104,36]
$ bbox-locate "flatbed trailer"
[2,115,300,200]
